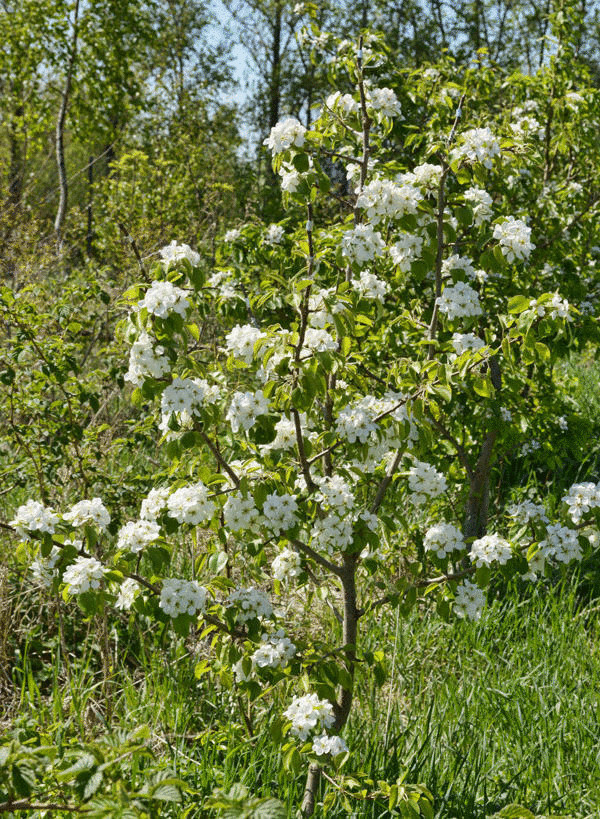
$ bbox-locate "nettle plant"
[7,33,600,817]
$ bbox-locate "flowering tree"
[7,22,600,817]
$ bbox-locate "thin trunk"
[269,1,282,131]
[8,104,24,206]
[86,155,93,257]
[54,0,80,253]
[301,556,359,816]
[463,430,497,539]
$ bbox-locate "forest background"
[2,0,600,817]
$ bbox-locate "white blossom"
[493,217,535,262]
[265,223,285,245]
[408,460,448,504]
[562,482,600,524]
[264,117,306,154]
[31,546,61,587]
[272,547,302,581]
[454,580,485,620]
[424,522,466,559]
[252,630,296,669]
[284,693,335,740]
[352,270,389,302]
[223,492,261,532]
[64,498,111,532]
[227,586,273,622]
[160,578,207,617]
[356,179,420,223]
[389,233,423,272]
[10,500,59,540]
[326,92,359,116]
[538,524,582,563]
[226,390,270,432]
[115,578,140,611]
[303,327,337,353]
[436,281,482,319]
[366,86,401,117]
[63,556,105,595]
[225,325,266,364]
[117,519,160,554]
[125,332,170,386]
[167,482,216,525]
[453,127,500,168]
[470,533,512,567]
[161,378,206,416]
[463,187,493,225]
[312,734,348,756]
[140,487,170,521]
[263,492,298,531]
[341,224,385,265]
[159,241,200,267]
[451,333,485,356]
[136,280,190,319]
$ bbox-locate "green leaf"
[508,295,531,314]
[151,784,182,802]
[83,770,103,800]
[473,376,492,398]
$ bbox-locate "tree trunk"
[463,430,497,539]
[268,1,282,131]
[54,0,80,253]
[8,104,24,207]
[301,556,358,816]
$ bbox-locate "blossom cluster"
[424,522,466,559]
[312,734,348,756]
[223,492,261,532]
[356,179,421,223]
[125,332,170,386]
[161,377,206,416]
[341,224,385,265]
[136,280,190,319]
[167,482,216,525]
[562,482,600,524]
[436,282,482,320]
[227,587,273,622]
[454,580,486,620]
[454,127,501,168]
[264,117,306,154]
[226,390,270,432]
[272,547,302,581]
[159,578,207,617]
[117,519,160,554]
[284,693,335,741]
[252,630,296,669]
[352,270,389,302]
[469,534,512,567]
[407,460,448,505]
[538,524,582,564]
[528,294,570,319]
[389,233,423,271]
[63,556,105,595]
[10,500,59,540]
[463,187,493,225]
[64,498,111,531]
[225,324,265,364]
[263,492,299,531]
[493,217,535,262]
[159,241,200,267]
[115,577,140,610]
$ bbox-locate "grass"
[351,578,600,817]
[4,576,600,817]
